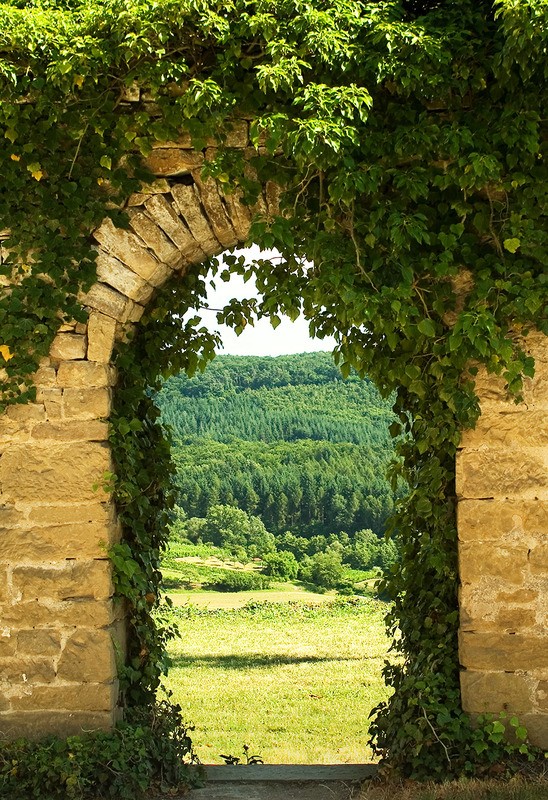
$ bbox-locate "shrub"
[0,701,202,800]
[262,550,299,580]
[204,571,271,592]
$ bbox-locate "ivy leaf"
[417,319,436,337]
[503,238,520,253]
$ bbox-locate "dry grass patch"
[357,776,548,800]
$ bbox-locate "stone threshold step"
[204,764,377,782]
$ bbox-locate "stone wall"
[0,111,546,746]
[457,332,548,747]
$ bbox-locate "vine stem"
[422,707,452,766]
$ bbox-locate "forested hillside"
[156,352,400,539]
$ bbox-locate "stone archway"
[0,111,547,746]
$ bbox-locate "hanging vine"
[0,0,546,780]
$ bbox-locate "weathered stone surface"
[96,251,155,304]
[460,410,548,448]
[49,333,87,361]
[31,420,109,442]
[0,709,116,739]
[17,630,61,656]
[0,523,116,560]
[62,387,111,420]
[459,543,528,585]
[57,361,113,389]
[456,447,548,499]
[460,670,533,714]
[81,282,135,322]
[0,442,112,503]
[457,499,548,545]
[0,658,56,685]
[143,148,203,176]
[529,543,548,574]
[28,501,113,526]
[57,629,117,683]
[0,568,9,603]
[93,219,161,282]
[221,188,252,241]
[87,312,116,364]
[494,606,537,631]
[0,599,117,629]
[170,184,221,255]
[191,173,238,248]
[0,634,16,658]
[460,631,548,672]
[33,366,57,388]
[128,209,183,267]
[536,681,548,710]
[12,560,113,602]
[38,388,63,420]
[10,681,118,712]
[521,713,548,749]
[144,194,206,261]
[6,404,45,423]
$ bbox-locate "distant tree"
[299,549,344,590]
[262,551,299,581]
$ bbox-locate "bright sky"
[197,247,337,357]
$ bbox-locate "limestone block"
[221,188,252,241]
[96,251,155,304]
[128,209,183,267]
[497,588,539,604]
[456,447,548,500]
[151,132,193,149]
[0,505,21,530]
[494,606,537,631]
[0,441,112,503]
[87,312,117,363]
[459,631,548,672]
[6,404,45,423]
[0,568,9,603]
[33,366,57,388]
[143,148,203,176]
[62,387,111,420]
[144,194,206,261]
[265,180,281,216]
[93,219,161,282]
[81,282,135,323]
[457,499,548,545]
[0,522,116,561]
[459,542,528,585]
[36,388,63,420]
[57,629,117,683]
[0,598,116,629]
[460,410,548,448]
[0,709,116,739]
[171,184,222,255]
[28,501,114,526]
[0,633,16,658]
[529,543,548,574]
[536,681,548,710]
[57,361,113,389]
[460,670,533,714]
[12,560,113,602]
[0,658,56,685]
[49,333,87,361]
[10,681,118,712]
[192,174,238,248]
[17,630,61,656]
[521,713,548,749]
[31,420,109,442]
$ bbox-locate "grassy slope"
[163,599,390,764]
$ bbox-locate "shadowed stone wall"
[457,332,548,747]
[0,99,546,744]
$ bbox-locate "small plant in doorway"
[220,745,265,765]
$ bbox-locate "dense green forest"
[156,352,400,540]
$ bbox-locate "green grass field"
[163,597,391,764]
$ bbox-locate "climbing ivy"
[0,0,546,778]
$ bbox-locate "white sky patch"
[196,246,337,357]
